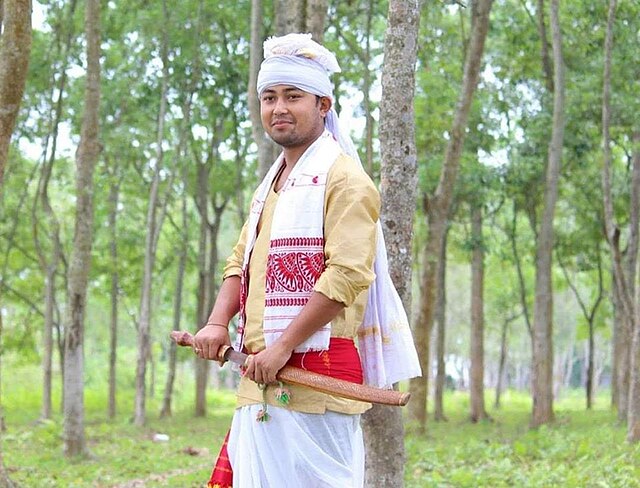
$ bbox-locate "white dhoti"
[227,405,364,488]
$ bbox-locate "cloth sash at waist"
[286,337,363,384]
[246,337,363,385]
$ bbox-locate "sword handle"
[169,330,229,366]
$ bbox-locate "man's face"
[260,85,331,149]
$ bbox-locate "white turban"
[256,33,360,163]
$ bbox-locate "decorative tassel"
[256,383,270,423]
[256,408,271,423]
[274,382,291,406]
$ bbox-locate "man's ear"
[319,96,332,117]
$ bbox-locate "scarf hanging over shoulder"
[235,130,421,387]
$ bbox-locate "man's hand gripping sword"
[171,331,410,407]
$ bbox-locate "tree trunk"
[249,0,278,179]
[536,0,554,93]
[192,126,218,417]
[108,174,119,419]
[626,130,640,440]
[195,199,226,416]
[600,0,639,433]
[305,0,327,43]
[587,327,594,408]
[558,249,604,409]
[362,0,375,176]
[434,226,448,422]
[495,315,517,409]
[470,205,488,422]
[63,0,101,456]
[510,202,533,338]
[0,0,32,184]
[134,0,170,426]
[530,0,564,429]
[410,0,494,432]
[160,218,187,418]
[275,0,304,35]
[41,264,56,419]
[362,1,420,487]
[159,17,201,417]
[33,0,77,417]
[611,265,631,418]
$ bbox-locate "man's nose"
[273,98,288,114]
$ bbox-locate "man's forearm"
[273,291,344,353]
[205,276,241,326]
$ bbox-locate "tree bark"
[32,0,77,418]
[362,0,375,176]
[160,204,187,419]
[192,122,221,417]
[434,226,448,422]
[249,0,278,179]
[470,205,488,422]
[410,0,494,432]
[530,0,564,429]
[495,314,519,408]
[107,171,120,419]
[63,0,101,457]
[362,1,420,487]
[510,202,533,338]
[535,0,554,93]
[275,0,304,35]
[626,130,640,440]
[611,269,623,412]
[134,0,171,426]
[305,0,328,43]
[0,0,32,185]
[195,197,226,417]
[600,0,638,432]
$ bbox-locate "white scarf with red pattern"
[235,131,421,387]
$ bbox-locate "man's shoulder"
[328,153,376,188]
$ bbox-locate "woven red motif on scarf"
[265,237,325,302]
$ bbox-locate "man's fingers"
[206,343,218,360]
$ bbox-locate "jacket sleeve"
[314,155,381,307]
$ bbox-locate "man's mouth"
[272,119,292,127]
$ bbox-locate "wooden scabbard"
[170,330,410,407]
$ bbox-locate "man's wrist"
[205,322,228,329]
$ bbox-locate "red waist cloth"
[287,337,363,384]
[207,338,362,488]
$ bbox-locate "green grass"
[4,369,640,487]
[406,390,640,487]
[3,365,236,487]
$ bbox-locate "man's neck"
[282,130,324,169]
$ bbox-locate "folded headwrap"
[256,33,359,163]
[250,33,421,387]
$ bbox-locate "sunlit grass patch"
[405,390,640,488]
[3,369,235,487]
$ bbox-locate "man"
[194,33,420,488]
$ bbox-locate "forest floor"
[3,377,640,487]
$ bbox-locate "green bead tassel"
[274,382,291,406]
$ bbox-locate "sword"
[170,331,410,407]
